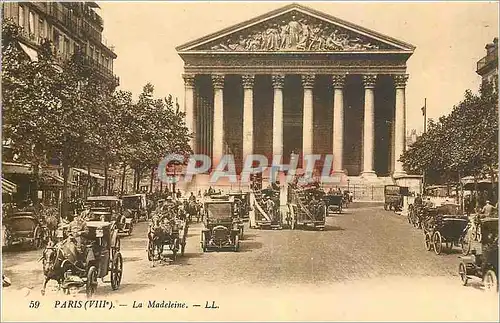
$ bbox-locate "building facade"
[2,2,119,204]
[476,37,498,88]
[2,1,118,86]
[177,4,415,182]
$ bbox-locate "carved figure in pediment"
[297,19,311,50]
[308,24,323,50]
[279,21,289,48]
[287,15,301,48]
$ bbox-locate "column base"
[392,170,408,178]
[361,171,377,179]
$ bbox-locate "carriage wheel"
[171,238,179,261]
[461,236,471,256]
[33,226,44,249]
[111,252,123,290]
[181,242,186,256]
[201,232,207,252]
[127,223,133,236]
[424,233,432,251]
[147,239,154,262]
[86,266,98,298]
[483,270,498,293]
[458,262,468,286]
[433,231,443,255]
[234,234,240,252]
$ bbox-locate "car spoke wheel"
[458,262,468,286]
[461,236,471,256]
[424,233,432,251]
[433,231,442,255]
[234,235,240,252]
[147,239,154,261]
[33,226,43,249]
[483,270,498,293]
[86,266,98,298]
[111,253,123,290]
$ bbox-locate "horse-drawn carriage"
[184,198,201,223]
[87,196,133,236]
[459,217,498,292]
[122,194,148,222]
[41,221,122,297]
[323,194,343,214]
[201,195,240,252]
[384,185,403,211]
[422,204,468,255]
[3,211,47,249]
[286,185,326,230]
[147,209,188,264]
[229,192,250,220]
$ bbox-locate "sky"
[97,1,498,133]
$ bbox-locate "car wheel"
[483,270,498,293]
[433,231,442,255]
[86,266,98,298]
[458,262,468,286]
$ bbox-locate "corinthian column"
[183,74,196,153]
[393,74,409,177]
[242,75,255,161]
[362,74,377,178]
[212,74,225,165]
[332,74,346,173]
[272,75,285,159]
[302,74,315,162]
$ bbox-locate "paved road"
[2,203,498,321]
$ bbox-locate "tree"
[400,81,498,186]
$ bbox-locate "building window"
[90,46,94,60]
[18,5,24,28]
[28,10,35,35]
[65,37,70,56]
[38,18,45,38]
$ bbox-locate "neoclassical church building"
[176,3,415,188]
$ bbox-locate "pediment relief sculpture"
[201,12,387,52]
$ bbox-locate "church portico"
[177,4,414,183]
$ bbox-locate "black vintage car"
[459,217,498,292]
[3,211,47,249]
[201,195,240,252]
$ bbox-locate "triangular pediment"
[177,4,415,53]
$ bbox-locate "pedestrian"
[481,200,496,217]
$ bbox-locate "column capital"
[272,74,285,89]
[211,74,225,89]
[301,74,315,89]
[332,74,346,89]
[182,73,195,88]
[393,74,409,88]
[362,74,378,88]
[241,74,255,89]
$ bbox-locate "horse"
[40,238,82,295]
[147,215,171,262]
[42,207,60,243]
[186,200,200,223]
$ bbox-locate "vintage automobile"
[201,195,240,252]
[122,194,148,222]
[459,217,498,292]
[323,194,343,214]
[287,185,326,230]
[423,204,468,255]
[3,211,47,249]
[86,196,133,236]
[384,185,405,211]
[42,221,122,297]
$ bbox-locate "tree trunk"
[31,162,40,205]
[473,175,478,210]
[458,171,464,212]
[133,169,137,193]
[120,164,127,196]
[149,168,154,193]
[61,161,70,219]
[103,158,109,195]
[87,165,92,196]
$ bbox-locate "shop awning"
[2,178,18,194]
[19,42,38,62]
[72,168,105,180]
[39,174,76,188]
